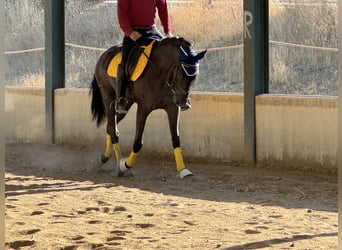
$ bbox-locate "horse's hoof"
[97,154,109,165]
[116,160,133,177]
[116,171,125,177]
[179,169,193,179]
[116,168,133,177]
[119,160,129,172]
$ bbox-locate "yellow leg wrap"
[113,143,122,165]
[174,147,185,172]
[126,151,138,168]
[104,134,113,158]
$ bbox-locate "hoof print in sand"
[97,200,110,206]
[70,235,84,241]
[37,202,50,206]
[87,220,102,224]
[107,236,126,241]
[113,206,127,212]
[31,211,44,216]
[245,229,261,234]
[143,213,154,217]
[135,223,155,228]
[19,229,41,235]
[6,240,35,249]
[183,220,196,226]
[60,245,78,250]
[85,207,100,212]
[110,230,131,236]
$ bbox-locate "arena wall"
[5,87,337,171]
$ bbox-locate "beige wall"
[5,87,47,142]
[5,87,338,170]
[256,95,337,171]
[53,89,245,162]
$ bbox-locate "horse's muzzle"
[174,97,191,111]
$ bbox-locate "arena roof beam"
[243,0,269,163]
[45,0,65,143]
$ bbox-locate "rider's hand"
[129,31,142,41]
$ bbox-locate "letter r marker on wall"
[244,11,252,39]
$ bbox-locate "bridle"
[165,62,197,97]
[135,39,199,96]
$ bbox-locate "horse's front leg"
[119,106,149,173]
[165,105,193,179]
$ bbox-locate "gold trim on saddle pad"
[107,40,156,81]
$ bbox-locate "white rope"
[204,44,243,52]
[4,40,338,55]
[5,47,45,55]
[65,42,106,52]
[269,40,338,52]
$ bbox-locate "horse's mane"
[158,37,192,50]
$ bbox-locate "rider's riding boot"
[115,64,129,114]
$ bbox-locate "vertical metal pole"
[45,0,65,143]
[243,0,269,163]
[0,0,5,247]
[338,0,342,248]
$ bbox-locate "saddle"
[107,39,157,81]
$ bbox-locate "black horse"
[90,37,206,179]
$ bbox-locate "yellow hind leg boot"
[98,134,113,164]
[104,134,113,158]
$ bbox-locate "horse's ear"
[196,49,207,61]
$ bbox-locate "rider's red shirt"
[117,0,172,37]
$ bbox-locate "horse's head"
[164,37,207,110]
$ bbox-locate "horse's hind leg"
[98,98,133,176]
[97,103,118,165]
[97,133,113,164]
[165,105,193,179]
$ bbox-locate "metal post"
[243,0,269,163]
[338,0,342,248]
[0,0,5,247]
[45,0,65,143]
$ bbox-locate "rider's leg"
[116,36,135,114]
[115,63,129,113]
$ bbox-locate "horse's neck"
[152,42,178,75]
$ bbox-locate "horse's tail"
[90,76,106,127]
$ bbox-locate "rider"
[116,0,173,114]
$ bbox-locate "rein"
[133,40,170,86]
[133,40,193,95]
[166,65,189,96]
